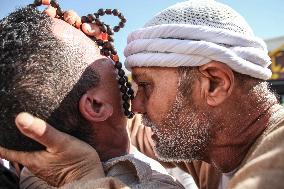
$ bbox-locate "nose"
[131,94,146,114]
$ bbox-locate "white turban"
[124,0,272,80]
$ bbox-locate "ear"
[79,93,113,122]
[198,61,234,106]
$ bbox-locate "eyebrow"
[132,72,148,81]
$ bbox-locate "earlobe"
[79,93,113,122]
[199,62,234,106]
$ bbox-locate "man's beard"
[142,93,212,163]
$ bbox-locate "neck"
[90,122,130,162]
[209,91,279,173]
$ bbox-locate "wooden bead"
[101,33,109,41]
[96,39,104,46]
[107,28,114,35]
[75,19,82,29]
[118,69,125,77]
[44,6,57,18]
[120,86,127,93]
[127,88,134,95]
[105,9,112,15]
[123,76,129,82]
[112,9,120,16]
[121,18,127,23]
[108,35,114,42]
[118,14,125,19]
[33,0,42,6]
[81,23,101,37]
[111,48,117,55]
[113,26,120,32]
[42,0,51,5]
[122,94,130,101]
[95,18,102,26]
[97,8,105,16]
[119,22,125,28]
[50,0,59,8]
[100,25,107,33]
[118,77,126,85]
[63,10,80,25]
[103,41,113,50]
[56,7,63,17]
[81,16,88,23]
[93,13,99,18]
[111,54,119,62]
[128,112,134,119]
[87,14,95,22]
[123,102,130,109]
[115,62,122,69]
[100,48,110,56]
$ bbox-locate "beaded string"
[30,0,134,118]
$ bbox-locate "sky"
[1,0,284,63]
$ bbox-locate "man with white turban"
[126,0,284,189]
[0,0,283,189]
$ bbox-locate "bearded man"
[125,0,284,189]
[1,0,283,189]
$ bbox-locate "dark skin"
[0,18,130,186]
[54,18,129,162]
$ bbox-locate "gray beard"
[142,93,212,162]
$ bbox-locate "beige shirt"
[227,106,284,189]
[128,106,284,189]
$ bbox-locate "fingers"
[15,112,68,152]
[0,146,35,167]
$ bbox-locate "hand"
[0,112,105,187]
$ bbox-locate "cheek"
[146,88,177,124]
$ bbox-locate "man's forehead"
[131,67,177,80]
[131,67,152,81]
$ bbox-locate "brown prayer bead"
[44,6,57,18]
[111,54,119,62]
[42,0,51,5]
[63,10,79,25]
[81,23,101,37]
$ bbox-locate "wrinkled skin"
[0,113,104,187]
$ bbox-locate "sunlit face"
[131,67,212,162]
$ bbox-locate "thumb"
[15,112,67,152]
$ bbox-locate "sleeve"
[20,167,130,189]
[59,177,130,189]
[20,167,56,189]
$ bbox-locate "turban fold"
[124,0,271,80]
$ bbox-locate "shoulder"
[103,149,184,189]
[228,110,284,189]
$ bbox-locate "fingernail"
[16,112,34,128]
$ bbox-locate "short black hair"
[0,6,100,151]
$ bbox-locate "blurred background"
[1,0,284,101]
